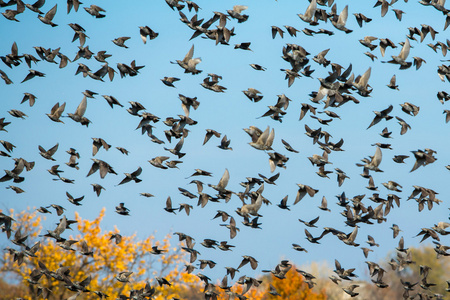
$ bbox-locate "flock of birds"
[2,0,450,299]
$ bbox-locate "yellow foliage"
[1,208,191,300]
[267,267,327,300]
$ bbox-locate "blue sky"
[1,0,450,287]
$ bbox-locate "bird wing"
[87,161,99,177]
[45,4,57,21]
[359,67,372,88]
[98,161,109,178]
[389,74,396,86]
[174,137,184,152]
[304,0,317,19]
[337,5,349,25]
[348,226,358,242]
[309,216,320,225]
[50,102,60,115]
[131,167,142,177]
[166,196,173,209]
[398,38,410,60]
[217,168,230,189]
[256,126,270,145]
[266,128,275,147]
[55,215,67,235]
[183,45,194,63]
[48,143,59,156]
[55,102,66,118]
[371,146,382,167]
[233,5,248,13]
[75,97,87,117]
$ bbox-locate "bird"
[67,97,88,125]
[410,149,437,172]
[209,168,230,195]
[331,5,352,33]
[298,0,317,24]
[102,95,123,109]
[21,69,45,83]
[393,9,405,21]
[116,271,133,283]
[249,64,266,71]
[91,183,105,197]
[354,13,372,27]
[164,197,178,214]
[94,51,111,63]
[387,74,399,90]
[87,159,117,178]
[161,76,180,88]
[109,233,122,245]
[367,105,393,129]
[271,26,284,39]
[284,25,300,36]
[66,192,84,206]
[164,137,186,158]
[442,109,450,123]
[353,67,372,96]
[115,203,130,215]
[139,26,158,43]
[227,5,249,23]
[218,135,232,150]
[237,255,258,270]
[117,167,142,185]
[295,184,318,204]
[39,143,59,161]
[46,102,66,123]
[304,228,322,244]
[360,36,378,50]
[234,42,252,51]
[243,88,263,102]
[84,5,106,18]
[203,129,221,145]
[79,240,94,256]
[238,193,263,217]
[112,37,131,48]
[116,147,129,155]
[317,196,331,212]
[277,195,290,210]
[249,126,274,150]
[21,93,37,107]
[400,102,420,116]
[172,45,202,75]
[92,138,111,156]
[366,235,380,247]
[65,148,80,170]
[0,70,13,84]
[342,284,359,297]
[384,38,412,69]
[299,216,320,228]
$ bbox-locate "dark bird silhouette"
[21,69,45,83]
[84,5,105,18]
[139,26,158,43]
[92,138,111,156]
[117,167,142,185]
[87,159,117,179]
[112,37,130,48]
[237,255,258,270]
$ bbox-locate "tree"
[359,245,450,300]
[1,208,198,300]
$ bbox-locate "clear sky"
[1,0,450,288]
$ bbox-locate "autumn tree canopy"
[1,208,201,300]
